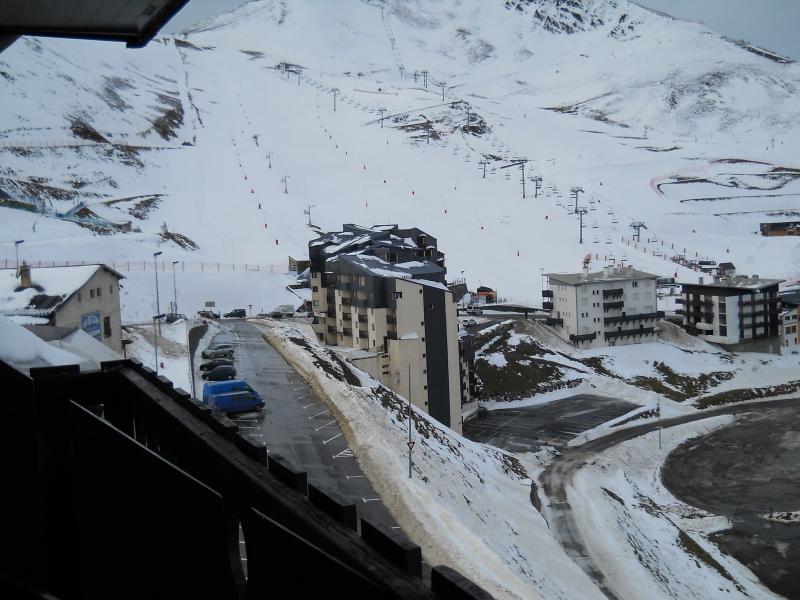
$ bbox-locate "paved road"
[207,321,400,528]
[539,396,800,599]
[463,395,637,452]
[662,407,800,599]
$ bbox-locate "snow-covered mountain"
[1,0,799,320]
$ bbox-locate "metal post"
[172,260,178,316]
[14,239,24,270]
[657,395,662,450]
[407,362,413,479]
[153,316,159,375]
[153,251,163,334]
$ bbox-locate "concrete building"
[760,221,800,236]
[309,224,464,433]
[0,263,125,354]
[778,292,800,350]
[677,274,784,353]
[543,265,663,348]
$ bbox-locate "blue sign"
[81,311,102,340]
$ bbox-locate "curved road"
[539,396,800,599]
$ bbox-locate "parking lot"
[463,394,638,453]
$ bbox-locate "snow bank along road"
[539,396,800,598]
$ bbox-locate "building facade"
[0,264,125,354]
[309,225,464,433]
[543,265,663,348]
[677,274,783,353]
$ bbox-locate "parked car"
[461,317,477,327]
[201,365,237,381]
[202,380,264,415]
[202,347,234,360]
[465,306,483,315]
[207,343,234,352]
[224,308,247,318]
[197,310,220,319]
[199,358,234,371]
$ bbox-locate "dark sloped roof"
[0,0,189,48]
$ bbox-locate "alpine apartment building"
[309,224,464,433]
[678,274,784,353]
[544,265,663,348]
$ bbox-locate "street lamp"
[14,239,24,270]
[171,260,179,316]
[153,251,163,334]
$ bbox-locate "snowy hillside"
[1,0,799,323]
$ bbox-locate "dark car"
[201,365,237,381]
[199,358,234,371]
[224,308,247,318]
[197,310,220,319]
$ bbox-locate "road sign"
[205,301,216,307]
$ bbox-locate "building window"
[312,286,318,292]
[720,325,727,336]
[422,353,426,358]
[313,299,319,307]
[109,285,113,294]
[78,292,82,302]
[419,289,422,294]
[97,287,101,297]
[423,385,428,390]
[90,289,95,298]
[632,281,639,287]
[103,316,111,338]
[393,291,402,299]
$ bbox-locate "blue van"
[202,380,264,415]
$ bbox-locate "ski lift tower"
[500,158,529,198]
[576,207,589,244]
[570,186,584,213]
[630,221,647,242]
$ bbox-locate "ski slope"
[1,0,799,322]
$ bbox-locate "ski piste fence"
[1,258,291,275]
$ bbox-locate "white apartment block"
[543,265,662,348]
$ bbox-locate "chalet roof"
[0,264,123,319]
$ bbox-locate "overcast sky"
[165,0,800,60]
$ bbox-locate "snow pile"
[124,320,192,391]
[0,313,88,371]
[264,322,604,600]
[569,416,780,599]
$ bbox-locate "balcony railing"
[342,313,351,321]
[327,326,338,334]
[326,309,336,318]
[604,311,664,325]
[603,301,624,311]
[674,298,685,305]
[341,297,351,307]
[605,327,656,340]
[386,315,397,324]
[603,288,624,299]
[569,332,597,343]
[341,327,352,337]
[541,289,553,298]
[358,315,368,323]
[386,331,397,340]
[545,317,563,327]
[542,301,553,310]
[359,331,369,339]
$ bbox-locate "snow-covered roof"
[0,314,90,372]
[682,274,784,291]
[0,264,123,319]
[336,253,444,281]
[547,266,659,286]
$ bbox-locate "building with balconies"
[543,265,662,348]
[308,224,464,433]
[678,274,784,353]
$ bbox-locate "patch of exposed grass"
[696,380,800,409]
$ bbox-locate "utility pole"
[532,176,542,198]
[14,239,24,270]
[407,363,414,479]
[630,221,647,242]
[421,69,428,88]
[378,107,386,129]
[266,151,272,169]
[282,175,290,194]
[577,207,588,243]
[438,81,446,101]
[153,251,163,334]
[657,395,662,450]
[570,186,584,213]
[465,106,471,133]
[332,88,338,112]
[171,260,179,316]
[479,160,489,178]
